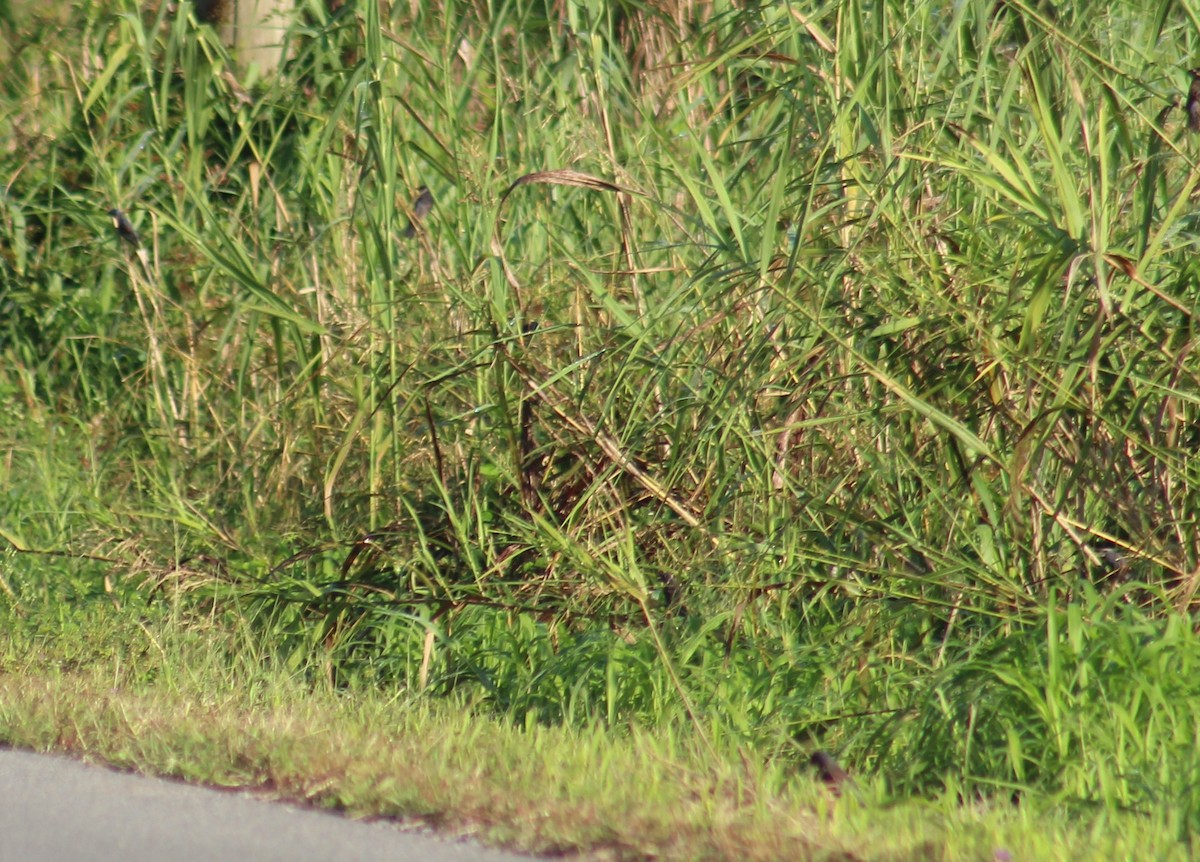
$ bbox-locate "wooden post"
[194,0,292,76]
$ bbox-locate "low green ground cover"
[0,602,1189,861]
[3,0,1200,857]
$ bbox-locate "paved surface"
[0,747,535,862]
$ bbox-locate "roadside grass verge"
[0,602,1188,862]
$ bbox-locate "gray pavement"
[0,747,535,862]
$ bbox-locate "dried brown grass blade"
[500,169,630,201]
[502,354,704,531]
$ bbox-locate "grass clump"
[3,0,1200,857]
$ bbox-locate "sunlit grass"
[0,609,1189,861]
[3,0,1200,855]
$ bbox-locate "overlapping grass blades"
[3,0,1200,833]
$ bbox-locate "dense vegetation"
[4,0,1200,852]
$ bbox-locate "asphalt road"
[0,747,535,862]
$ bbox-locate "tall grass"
[4,0,1200,838]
